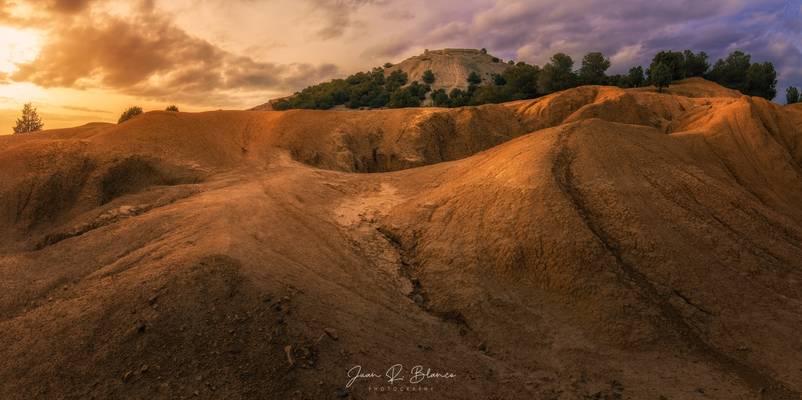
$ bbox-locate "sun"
[0,26,42,75]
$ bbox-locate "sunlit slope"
[1,78,801,399]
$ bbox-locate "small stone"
[478,342,487,352]
[122,371,133,382]
[136,323,147,334]
[324,328,339,340]
[140,364,149,373]
[148,295,158,305]
[412,294,425,305]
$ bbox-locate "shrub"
[431,89,450,107]
[467,71,482,85]
[165,105,179,112]
[422,69,435,84]
[118,106,143,124]
[448,88,470,107]
[383,62,393,68]
[387,87,421,108]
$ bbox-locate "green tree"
[651,63,672,93]
[386,70,408,92]
[469,85,506,105]
[628,66,645,87]
[467,71,482,85]
[649,50,685,81]
[448,88,470,107]
[787,86,800,104]
[708,51,751,90]
[431,89,450,107]
[492,73,507,86]
[165,105,179,112]
[118,106,143,123]
[387,87,422,108]
[682,50,709,77]
[407,81,431,99]
[578,52,611,85]
[500,62,539,99]
[745,62,777,100]
[12,102,44,134]
[538,53,576,93]
[422,69,435,84]
[606,74,628,88]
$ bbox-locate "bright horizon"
[1,0,801,132]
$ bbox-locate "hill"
[1,79,802,399]
[251,48,511,110]
[383,48,509,92]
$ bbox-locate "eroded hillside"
[1,78,801,399]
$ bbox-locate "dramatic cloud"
[355,0,801,98]
[7,0,340,106]
[2,0,800,127]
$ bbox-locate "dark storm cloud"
[363,0,799,100]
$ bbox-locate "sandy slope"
[1,78,801,399]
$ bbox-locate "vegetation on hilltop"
[118,106,143,123]
[273,48,780,110]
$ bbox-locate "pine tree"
[13,103,44,134]
[787,86,800,104]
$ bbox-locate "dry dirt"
[1,78,801,399]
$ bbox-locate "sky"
[0,0,800,132]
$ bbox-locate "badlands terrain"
[1,78,802,399]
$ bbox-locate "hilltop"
[383,48,510,92]
[251,48,510,110]
[1,79,802,399]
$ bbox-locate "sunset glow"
[0,26,40,74]
[0,0,800,133]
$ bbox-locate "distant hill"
[250,48,511,110]
[383,48,509,93]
